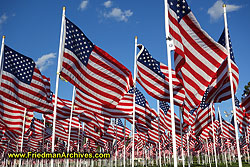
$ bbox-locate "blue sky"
[0,0,249,124]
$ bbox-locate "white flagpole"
[51,7,66,167]
[206,139,211,167]
[210,102,218,167]
[131,36,138,167]
[41,115,47,167]
[19,108,27,167]
[123,119,126,167]
[157,100,162,167]
[163,1,177,166]
[218,107,228,167]
[66,86,76,167]
[0,35,5,83]
[76,121,81,167]
[114,119,118,167]
[222,4,242,167]
[187,128,190,167]
[179,107,185,167]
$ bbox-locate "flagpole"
[218,107,228,167]
[0,35,5,83]
[179,107,185,167]
[42,115,46,167]
[114,119,118,167]
[206,139,211,167]
[75,121,81,167]
[187,128,190,167]
[131,36,138,167]
[19,108,27,167]
[163,0,177,166]
[66,86,76,167]
[222,4,242,167]
[123,119,126,167]
[157,100,162,167]
[210,102,218,167]
[51,7,66,167]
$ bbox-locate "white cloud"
[104,1,112,8]
[0,13,7,27]
[103,8,133,22]
[36,53,56,72]
[208,0,242,21]
[79,0,88,11]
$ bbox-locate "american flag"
[60,17,133,109]
[113,118,131,138]
[130,88,157,129]
[0,45,53,114]
[168,0,228,111]
[242,92,250,118]
[0,96,33,136]
[192,90,215,137]
[136,44,185,106]
[159,101,181,135]
[206,29,239,103]
[84,123,101,142]
[102,125,116,142]
[44,95,82,122]
[75,88,133,119]
[235,96,249,134]
[221,118,235,139]
[147,119,160,144]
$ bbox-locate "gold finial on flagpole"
[135,36,138,40]
[2,36,5,39]
[223,4,226,7]
[63,6,66,11]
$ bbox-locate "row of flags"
[0,0,249,166]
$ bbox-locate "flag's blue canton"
[168,0,191,22]
[218,29,235,63]
[115,118,124,127]
[190,108,196,115]
[30,118,35,130]
[200,88,209,109]
[128,88,134,94]
[234,96,240,107]
[64,17,94,66]
[231,116,235,126]
[159,101,170,115]
[137,45,165,79]
[3,45,35,85]
[134,88,146,107]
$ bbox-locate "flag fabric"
[168,0,228,110]
[130,88,157,129]
[60,17,133,109]
[242,92,250,118]
[0,45,53,114]
[159,101,181,135]
[192,91,215,137]
[206,29,239,103]
[113,118,131,138]
[136,44,185,106]
[235,96,249,134]
[221,118,235,139]
[75,88,133,119]
[44,94,82,122]
[0,96,33,136]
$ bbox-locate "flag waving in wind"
[168,0,228,110]
[0,45,53,114]
[60,18,133,109]
[136,44,185,106]
[206,29,239,103]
